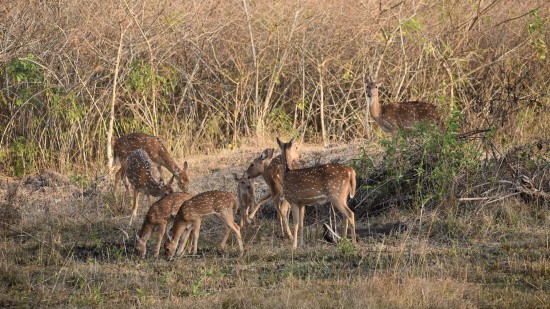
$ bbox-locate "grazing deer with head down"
[135,192,192,257]
[164,191,243,260]
[113,132,190,194]
[366,78,441,135]
[233,172,255,227]
[246,148,296,239]
[126,149,175,225]
[277,138,356,248]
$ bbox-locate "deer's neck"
[147,181,165,196]
[159,148,180,177]
[280,152,295,187]
[138,221,154,241]
[369,93,381,120]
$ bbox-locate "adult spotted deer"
[164,191,243,260]
[113,132,190,194]
[366,78,441,135]
[135,192,192,257]
[233,172,255,227]
[246,148,296,239]
[277,138,356,248]
[126,149,175,225]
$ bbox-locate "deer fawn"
[135,192,192,257]
[246,148,296,239]
[164,191,244,260]
[126,149,175,225]
[233,172,255,227]
[277,138,357,248]
[113,132,190,194]
[366,78,441,135]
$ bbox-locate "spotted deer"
[246,148,297,239]
[366,78,441,135]
[277,138,357,248]
[126,149,175,225]
[113,132,190,194]
[164,191,244,260]
[233,172,255,227]
[135,192,192,257]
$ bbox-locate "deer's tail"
[233,196,239,216]
[348,167,356,198]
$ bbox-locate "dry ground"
[0,143,548,308]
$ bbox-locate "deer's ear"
[276,137,283,148]
[267,148,274,159]
[164,231,174,242]
[182,161,188,170]
[260,148,269,160]
[288,137,295,147]
[167,175,175,186]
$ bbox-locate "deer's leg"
[156,164,164,184]
[290,203,300,249]
[113,167,121,196]
[239,205,246,228]
[155,222,167,257]
[130,190,140,225]
[248,192,271,221]
[299,206,305,247]
[275,196,284,235]
[333,199,356,243]
[278,198,293,240]
[176,224,192,256]
[220,222,231,250]
[222,213,244,254]
[192,219,202,255]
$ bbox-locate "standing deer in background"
[277,138,357,248]
[126,149,175,225]
[233,172,255,227]
[112,132,190,194]
[135,192,192,258]
[246,148,297,239]
[164,191,243,260]
[366,78,441,135]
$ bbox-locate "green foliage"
[6,54,42,84]
[402,17,424,34]
[6,54,44,108]
[370,110,481,210]
[128,61,178,96]
[267,107,297,137]
[70,174,90,188]
[527,10,547,61]
[9,136,39,176]
[337,238,357,257]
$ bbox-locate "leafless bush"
[0,0,548,174]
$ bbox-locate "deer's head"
[174,162,190,193]
[246,148,274,178]
[366,77,382,100]
[276,137,300,170]
[163,230,177,261]
[134,234,146,257]
[233,172,253,192]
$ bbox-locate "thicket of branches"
[0,0,548,175]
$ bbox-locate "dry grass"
[0,144,548,307]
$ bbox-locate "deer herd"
[112,78,441,260]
